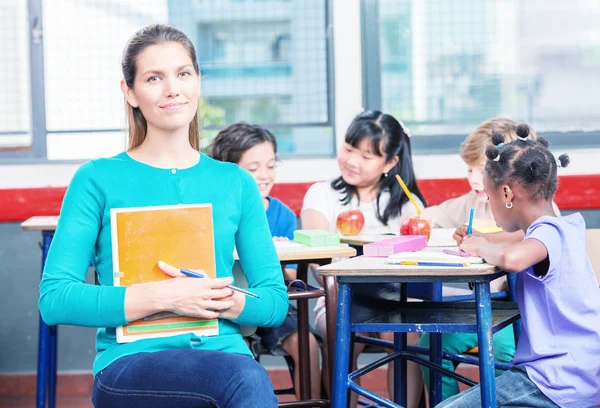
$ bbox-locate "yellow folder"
[111,204,218,343]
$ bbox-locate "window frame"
[360,0,600,155]
[0,0,336,164]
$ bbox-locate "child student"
[439,126,600,407]
[208,122,322,400]
[418,119,541,400]
[301,110,427,408]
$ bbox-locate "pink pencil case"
[363,235,427,257]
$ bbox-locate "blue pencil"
[180,269,260,299]
[467,207,475,235]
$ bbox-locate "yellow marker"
[395,174,422,216]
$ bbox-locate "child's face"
[467,161,488,203]
[122,42,200,135]
[337,139,397,189]
[238,142,276,198]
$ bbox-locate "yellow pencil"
[395,174,422,216]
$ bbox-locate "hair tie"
[497,142,505,148]
[493,154,501,162]
[399,120,412,138]
[517,136,528,141]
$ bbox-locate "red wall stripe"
[1,175,599,223]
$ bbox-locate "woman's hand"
[272,236,289,242]
[453,225,482,245]
[459,236,488,257]
[153,261,237,319]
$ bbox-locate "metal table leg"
[295,263,311,400]
[474,281,497,408]
[37,231,55,408]
[332,280,353,408]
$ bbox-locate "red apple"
[336,209,365,236]
[400,216,432,242]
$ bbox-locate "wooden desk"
[22,216,355,408]
[318,256,516,408]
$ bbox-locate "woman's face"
[122,42,200,135]
[337,139,397,188]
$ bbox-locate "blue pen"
[180,269,260,299]
[467,207,475,235]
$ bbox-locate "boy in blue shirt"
[209,123,322,400]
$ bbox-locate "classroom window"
[2,0,333,161]
[375,0,600,142]
[0,1,32,150]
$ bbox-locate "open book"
[111,204,219,343]
[386,249,484,265]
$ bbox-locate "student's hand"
[453,225,482,245]
[156,261,236,319]
[459,236,488,257]
[272,236,289,242]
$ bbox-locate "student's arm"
[421,195,465,228]
[229,170,289,327]
[453,224,525,245]
[459,236,548,273]
[300,183,333,286]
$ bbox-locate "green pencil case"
[293,229,340,247]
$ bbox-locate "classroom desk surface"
[318,255,497,277]
[21,216,59,231]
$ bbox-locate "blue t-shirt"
[266,197,297,271]
[513,213,600,407]
[265,197,296,240]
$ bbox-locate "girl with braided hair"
[438,124,600,408]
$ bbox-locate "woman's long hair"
[121,24,200,150]
[331,110,427,225]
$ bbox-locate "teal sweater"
[39,152,289,376]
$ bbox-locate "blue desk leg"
[429,282,443,406]
[332,280,353,408]
[37,231,55,408]
[429,332,443,405]
[474,282,497,408]
[36,315,49,408]
[48,325,57,408]
[393,332,407,407]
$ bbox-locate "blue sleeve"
[232,172,289,327]
[39,162,128,327]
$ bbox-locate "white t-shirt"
[301,180,424,235]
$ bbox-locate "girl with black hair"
[301,110,427,408]
[439,125,600,408]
